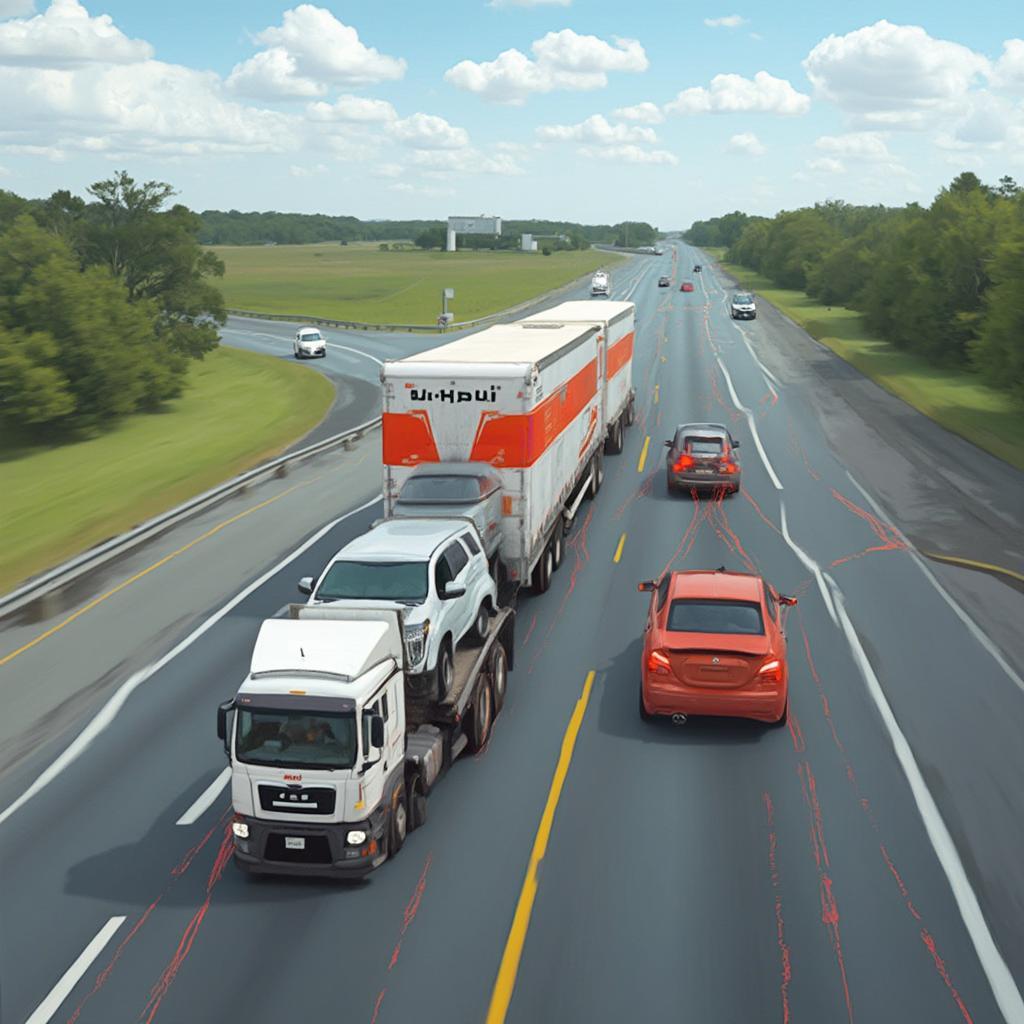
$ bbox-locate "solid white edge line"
[828,582,1024,1024]
[0,494,383,829]
[779,501,838,626]
[327,343,384,366]
[175,765,232,826]
[714,354,784,492]
[845,471,1024,696]
[26,916,127,1024]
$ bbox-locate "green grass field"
[210,242,623,324]
[0,347,334,592]
[705,249,1024,470]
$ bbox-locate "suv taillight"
[673,454,694,472]
[720,458,738,474]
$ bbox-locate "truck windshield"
[236,708,357,770]
[399,475,484,503]
[734,294,753,304]
[316,560,428,602]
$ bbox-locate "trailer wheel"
[465,674,493,753]
[390,788,408,858]
[434,639,454,702]
[531,545,553,593]
[625,399,635,427]
[490,642,508,715]
[468,602,490,644]
[604,419,623,455]
[589,452,604,498]
[408,775,427,830]
[551,527,564,570]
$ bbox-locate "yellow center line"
[922,551,1024,585]
[637,435,651,473]
[0,471,336,669]
[486,670,596,1024]
[613,533,627,563]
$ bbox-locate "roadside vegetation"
[689,172,1024,465]
[211,243,623,324]
[0,346,333,592]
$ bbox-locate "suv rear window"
[686,438,723,455]
[666,599,764,635]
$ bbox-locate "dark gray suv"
[665,423,742,496]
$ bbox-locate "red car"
[680,281,695,292]
[638,569,795,725]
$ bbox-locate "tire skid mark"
[798,617,978,1023]
[65,810,229,1024]
[713,498,759,575]
[763,792,793,1024]
[658,497,704,579]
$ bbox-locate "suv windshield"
[399,475,484,504]
[300,331,322,341]
[734,294,753,305]
[236,708,357,770]
[667,599,764,635]
[315,560,428,602]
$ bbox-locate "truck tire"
[604,419,623,455]
[589,453,604,498]
[490,643,508,715]
[468,602,490,644]
[433,639,454,702]
[531,545,553,593]
[551,527,564,570]
[625,399,635,427]
[408,774,427,830]
[390,787,408,858]
[465,675,493,753]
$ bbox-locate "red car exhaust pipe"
[671,713,688,725]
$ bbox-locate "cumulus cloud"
[537,113,656,144]
[992,39,1024,91]
[290,162,326,177]
[665,71,809,115]
[0,0,151,66]
[411,148,524,175]
[391,112,469,149]
[579,143,677,165]
[307,94,397,122]
[612,100,663,124]
[803,21,988,125]
[445,28,647,104]
[815,131,891,160]
[704,15,746,28]
[728,131,765,155]
[228,4,405,99]
[808,157,845,173]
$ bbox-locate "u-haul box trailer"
[522,300,636,455]
[381,322,605,592]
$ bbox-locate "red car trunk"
[665,635,770,688]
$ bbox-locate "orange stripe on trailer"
[381,410,441,467]
[469,358,598,468]
[606,331,634,379]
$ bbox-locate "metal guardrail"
[0,416,382,622]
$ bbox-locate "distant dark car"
[693,264,702,273]
[680,281,695,292]
[665,422,741,495]
[658,276,671,288]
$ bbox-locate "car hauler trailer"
[521,300,636,457]
[219,603,514,878]
[381,322,609,593]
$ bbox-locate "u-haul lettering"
[408,386,499,404]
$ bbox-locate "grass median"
[211,242,623,324]
[0,346,334,593]
[705,248,1024,470]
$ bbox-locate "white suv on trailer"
[298,519,497,701]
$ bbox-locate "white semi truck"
[381,318,633,593]
[590,270,610,296]
[219,603,513,878]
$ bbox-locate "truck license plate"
[285,837,306,850]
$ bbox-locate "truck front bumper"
[231,813,388,879]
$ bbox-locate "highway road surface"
[2,245,1024,1024]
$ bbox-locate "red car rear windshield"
[667,599,764,635]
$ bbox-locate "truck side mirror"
[733,440,741,449]
[370,715,385,749]
[297,576,314,596]
[637,580,656,592]
[663,440,672,448]
[779,595,798,606]
[217,700,234,755]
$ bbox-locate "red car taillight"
[756,659,783,684]
[673,454,695,472]
[720,459,738,474]
[647,649,671,674]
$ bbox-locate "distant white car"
[298,519,497,701]
[294,327,327,358]
[591,271,610,296]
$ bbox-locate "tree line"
[0,172,225,439]
[199,208,657,250]
[685,173,1024,400]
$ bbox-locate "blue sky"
[0,0,1021,227]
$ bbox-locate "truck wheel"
[434,639,454,702]
[408,775,427,830]
[465,675,493,753]
[390,788,408,857]
[468,602,490,644]
[551,527,564,570]
[589,453,604,498]
[625,399,635,427]
[490,643,508,715]
[531,545,553,593]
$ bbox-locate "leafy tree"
[415,226,447,250]
[614,221,657,247]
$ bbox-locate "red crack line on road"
[658,497,704,579]
[614,470,656,522]
[797,759,853,1022]
[798,619,977,1023]
[370,853,433,1024]
[713,499,760,575]
[740,488,784,537]
[140,829,234,1024]
[66,810,229,1024]
[787,707,806,754]
[787,415,821,482]
[522,613,537,648]
[763,792,793,1024]
[828,488,907,568]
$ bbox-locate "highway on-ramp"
[2,247,1024,1023]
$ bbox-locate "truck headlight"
[346,829,367,845]
[232,821,250,839]
[403,620,430,665]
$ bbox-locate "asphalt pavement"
[2,246,1024,1024]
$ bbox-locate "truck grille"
[257,784,336,815]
